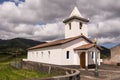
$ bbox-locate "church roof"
[28,35,93,50]
[74,43,102,51]
[63,6,89,23]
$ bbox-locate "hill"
[100,46,110,58]
[0,38,46,55]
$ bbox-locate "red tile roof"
[28,34,93,50]
[74,43,102,51]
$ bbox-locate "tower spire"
[69,6,82,18]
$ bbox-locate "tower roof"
[63,6,89,23]
[69,6,82,18]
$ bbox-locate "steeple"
[63,6,89,39]
[63,6,89,23]
[69,6,82,18]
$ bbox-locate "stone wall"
[102,44,120,65]
[111,45,120,64]
[102,58,114,65]
[22,61,80,80]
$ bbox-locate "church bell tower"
[63,6,89,38]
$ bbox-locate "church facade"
[26,7,102,68]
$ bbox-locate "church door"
[80,52,86,68]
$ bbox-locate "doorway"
[80,52,86,68]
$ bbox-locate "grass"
[0,64,52,80]
[0,54,55,80]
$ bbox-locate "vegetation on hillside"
[0,38,46,55]
[100,46,110,59]
[0,38,51,80]
[0,37,111,59]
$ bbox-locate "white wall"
[61,38,89,65]
[27,37,90,65]
[27,45,62,65]
[65,20,88,38]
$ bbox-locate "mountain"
[0,38,46,54]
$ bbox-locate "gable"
[62,37,91,49]
[74,43,102,51]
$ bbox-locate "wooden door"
[80,52,85,68]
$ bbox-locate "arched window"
[66,51,70,59]
[79,22,82,29]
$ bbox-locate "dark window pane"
[80,22,82,29]
[92,52,94,59]
[66,51,70,59]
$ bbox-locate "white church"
[26,7,102,68]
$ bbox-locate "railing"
[21,61,80,80]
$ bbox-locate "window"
[31,52,33,57]
[79,22,82,29]
[36,52,38,57]
[92,52,94,59]
[48,51,50,58]
[69,23,71,30]
[41,52,43,57]
[32,52,34,56]
[66,51,70,59]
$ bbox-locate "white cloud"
[88,19,120,44]
[31,22,64,41]
[98,37,116,44]
[0,0,119,45]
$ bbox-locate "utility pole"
[94,38,99,77]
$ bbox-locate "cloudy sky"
[0,0,120,48]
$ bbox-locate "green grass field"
[0,54,54,80]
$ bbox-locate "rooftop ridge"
[28,35,93,50]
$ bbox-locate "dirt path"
[80,64,120,80]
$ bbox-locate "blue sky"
[0,0,120,48]
[0,0,25,5]
[0,0,9,3]
[101,43,118,49]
